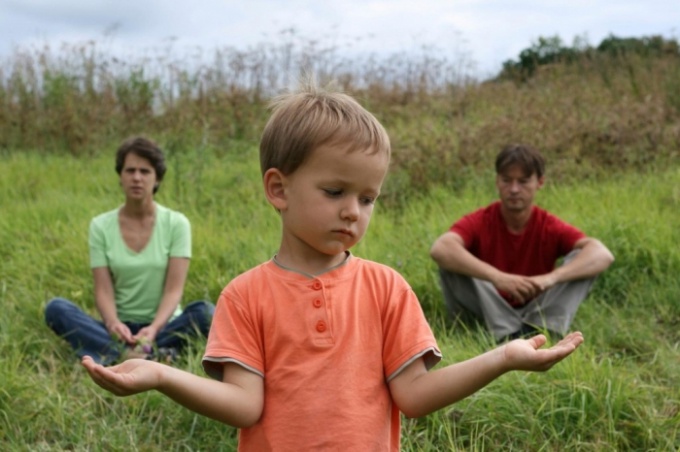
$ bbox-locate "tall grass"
[1,34,679,195]
[1,35,678,449]
[1,150,678,450]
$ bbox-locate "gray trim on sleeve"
[202,357,264,380]
[386,347,442,382]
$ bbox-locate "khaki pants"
[438,251,595,340]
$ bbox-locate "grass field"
[1,149,678,450]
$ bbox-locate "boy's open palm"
[82,356,162,396]
[503,332,584,372]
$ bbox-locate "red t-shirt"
[450,201,585,305]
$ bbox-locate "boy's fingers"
[526,334,547,349]
[559,333,584,349]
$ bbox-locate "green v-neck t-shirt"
[88,203,191,323]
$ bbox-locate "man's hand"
[527,273,558,292]
[501,332,584,372]
[491,273,543,304]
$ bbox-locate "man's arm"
[553,237,614,282]
[430,232,541,304]
[82,358,264,428]
[388,332,584,418]
[430,232,499,281]
[530,238,615,291]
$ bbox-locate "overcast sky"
[1,0,677,77]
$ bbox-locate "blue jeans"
[45,297,215,365]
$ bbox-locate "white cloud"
[0,0,677,76]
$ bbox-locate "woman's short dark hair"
[115,136,167,194]
[495,143,545,178]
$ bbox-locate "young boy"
[82,81,584,451]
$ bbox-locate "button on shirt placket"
[311,280,331,340]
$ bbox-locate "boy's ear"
[263,168,288,210]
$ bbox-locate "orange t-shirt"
[203,256,441,451]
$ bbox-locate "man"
[430,144,614,342]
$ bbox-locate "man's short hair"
[115,136,167,193]
[259,79,391,176]
[495,143,545,178]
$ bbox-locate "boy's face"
[275,143,389,264]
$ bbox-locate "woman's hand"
[107,320,135,345]
[133,324,159,345]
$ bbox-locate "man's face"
[495,164,544,213]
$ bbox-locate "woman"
[45,136,214,364]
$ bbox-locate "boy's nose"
[341,199,360,221]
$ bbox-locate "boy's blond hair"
[259,79,391,176]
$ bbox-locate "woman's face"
[119,152,157,201]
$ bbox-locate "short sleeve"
[450,208,483,249]
[551,216,586,256]
[169,212,191,258]
[381,280,441,380]
[88,219,108,268]
[202,278,265,381]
